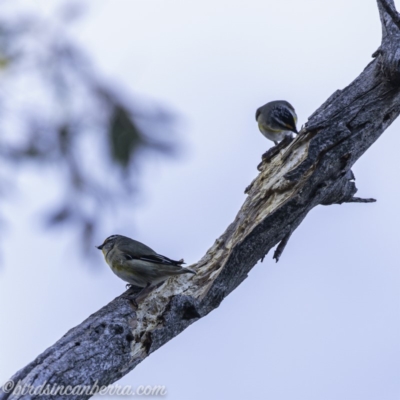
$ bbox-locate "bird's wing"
[122,252,184,266]
[116,240,184,266]
[272,105,297,132]
[141,253,185,265]
[117,238,156,256]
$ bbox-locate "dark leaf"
[109,105,143,168]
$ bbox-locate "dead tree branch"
[2,1,400,399]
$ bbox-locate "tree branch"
[2,2,400,399]
[378,0,400,31]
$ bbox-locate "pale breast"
[259,126,287,142]
[110,263,148,287]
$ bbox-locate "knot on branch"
[319,170,375,206]
[148,295,201,354]
[377,46,400,85]
[319,171,356,205]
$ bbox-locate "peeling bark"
[2,1,400,399]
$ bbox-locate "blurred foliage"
[0,2,178,254]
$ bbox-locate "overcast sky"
[1,1,399,399]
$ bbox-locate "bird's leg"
[132,283,154,307]
[123,282,154,307]
[125,283,141,295]
[125,283,134,290]
[121,284,143,307]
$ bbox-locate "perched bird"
[96,234,195,305]
[256,100,298,145]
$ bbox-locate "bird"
[255,100,298,145]
[96,234,196,305]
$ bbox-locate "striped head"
[96,234,121,256]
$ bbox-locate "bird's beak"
[96,244,104,250]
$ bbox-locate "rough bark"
[2,1,400,399]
